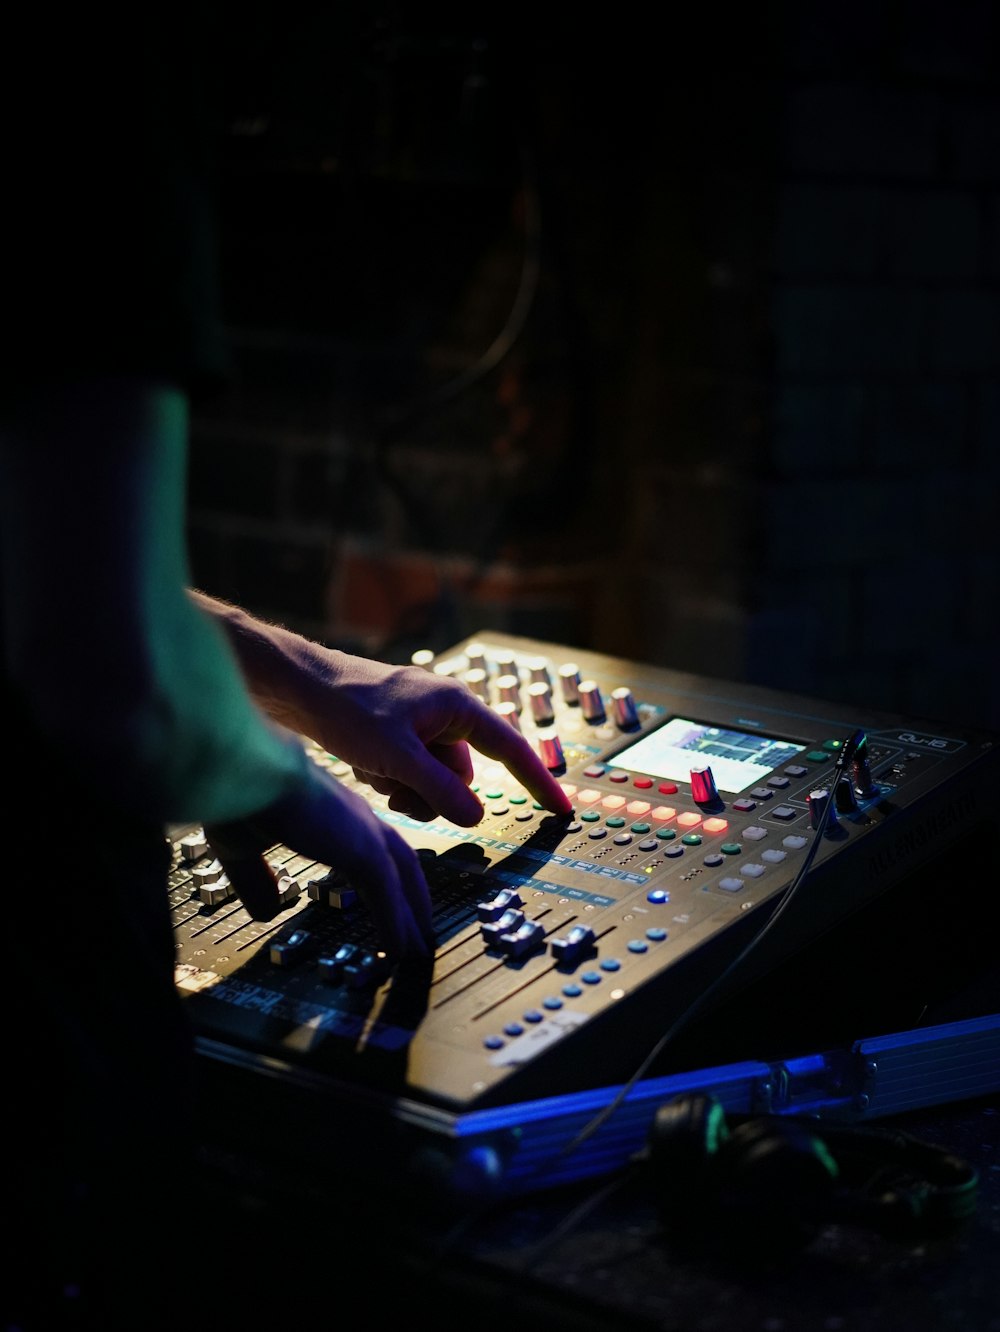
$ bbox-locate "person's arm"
[0,376,434,956]
[0,377,303,823]
[190,589,575,826]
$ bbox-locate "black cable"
[554,728,867,1158]
[426,730,871,1268]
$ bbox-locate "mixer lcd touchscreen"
[609,717,807,794]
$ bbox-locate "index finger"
[464,705,574,814]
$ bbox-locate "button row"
[481,935,671,1050]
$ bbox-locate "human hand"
[191,594,575,827]
[204,756,435,959]
[289,653,574,826]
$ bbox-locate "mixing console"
[172,632,999,1116]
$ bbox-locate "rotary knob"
[465,641,487,673]
[808,786,839,831]
[611,686,639,730]
[527,681,555,725]
[578,680,606,723]
[558,662,582,705]
[494,700,521,732]
[537,727,566,772]
[463,667,490,701]
[690,765,720,806]
[849,732,879,799]
[835,775,861,814]
[494,649,517,677]
[526,656,551,685]
[496,673,522,709]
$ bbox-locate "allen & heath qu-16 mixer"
[173,632,1000,1198]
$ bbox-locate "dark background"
[188,0,1000,732]
[179,12,1000,1326]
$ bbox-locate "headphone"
[645,1093,979,1258]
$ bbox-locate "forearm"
[188,592,574,826]
[189,589,336,740]
[0,378,308,826]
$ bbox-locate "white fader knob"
[578,680,606,723]
[611,686,639,730]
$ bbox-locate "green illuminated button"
[630,822,651,834]
[581,809,601,822]
[509,794,528,804]
[822,738,843,752]
[656,828,677,841]
[484,789,504,800]
[721,842,742,855]
[682,833,702,846]
[606,816,626,828]
[806,751,829,763]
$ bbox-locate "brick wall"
[187,4,999,730]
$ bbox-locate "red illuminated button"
[633,776,654,789]
[702,817,729,834]
[677,811,703,829]
[658,781,678,795]
[651,805,677,822]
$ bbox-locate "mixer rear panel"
[172,632,998,1111]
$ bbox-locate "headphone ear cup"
[647,1096,841,1258]
[646,1094,732,1240]
[715,1117,840,1253]
[815,1124,980,1241]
